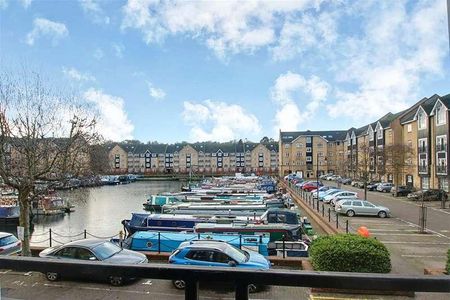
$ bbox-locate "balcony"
[437,165,447,175]
[418,146,428,153]
[436,144,447,152]
[418,165,428,173]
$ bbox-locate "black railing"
[436,165,447,174]
[436,144,447,152]
[0,256,449,300]
[418,165,428,173]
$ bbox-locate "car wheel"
[109,276,124,286]
[172,280,186,290]
[248,284,259,293]
[346,210,355,217]
[378,211,387,218]
[45,272,59,282]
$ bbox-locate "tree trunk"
[18,187,32,256]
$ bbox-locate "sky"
[0,0,449,143]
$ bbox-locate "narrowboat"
[162,202,278,214]
[0,197,20,224]
[143,195,183,212]
[116,231,270,256]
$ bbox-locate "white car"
[323,191,357,204]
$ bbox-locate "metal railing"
[418,146,428,153]
[436,165,447,174]
[0,256,449,300]
[418,165,428,173]
[436,144,447,152]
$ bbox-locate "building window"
[418,138,427,153]
[306,156,312,162]
[284,144,290,148]
[318,152,323,157]
[317,143,323,148]
[306,137,312,143]
[407,124,412,133]
[306,147,312,153]
[377,129,383,139]
[418,110,426,130]
[436,135,447,152]
[421,177,430,190]
[368,127,374,141]
[439,178,449,192]
[436,102,447,126]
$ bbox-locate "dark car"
[39,239,148,285]
[407,189,448,201]
[338,178,352,185]
[391,185,414,197]
[366,182,380,191]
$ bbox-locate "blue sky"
[1,0,449,143]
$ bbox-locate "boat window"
[0,235,18,246]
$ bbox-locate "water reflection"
[0,181,181,246]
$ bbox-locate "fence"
[30,229,120,247]
[0,256,449,300]
[286,182,358,234]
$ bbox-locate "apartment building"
[107,140,279,175]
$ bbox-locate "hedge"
[446,249,450,274]
[309,234,391,273]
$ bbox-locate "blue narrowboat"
[118,231,270,256]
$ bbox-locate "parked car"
[323,191,358,204]
[338,178,352,185]
[366,182,380,191]
[311,186,337,197]
[376,182,394,193]
[391,185,414,197]
[318,189,342,201]
[351,180,363,187]
[407,189,448,201]
[0,232,21,255]
[39,239,148,285]
[302,181,324,192]
[329,191,358,206]
[335,199,390,218]
[169,240,270,293]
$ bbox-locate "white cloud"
[62,67,96,82]
[93,48,104,60]
[26,18,68,46]
[326,0,448,121]
[182,100,261,142]
[271,71,329,133]
[79,0,110,24]
[83,88,134,141]
[121,0,324,59]
[112,43,124,58]
[20,0,32,8]
[147,82,166,100]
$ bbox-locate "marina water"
[0,181,182,246]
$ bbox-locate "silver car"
[0,232,21,255]
[335,199,390,218]
[39,239,148,285]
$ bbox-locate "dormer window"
[436,102,446,126]
[368,127,374,141]
[418,110,426,130]
[377,129,382,139]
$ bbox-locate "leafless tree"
[0,70,100,255]
[384,144,414,189]
[356,143,373,200]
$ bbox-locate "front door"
[406,175,413,188]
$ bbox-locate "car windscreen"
[223,245,247,263]
[0,235,18,246]
[92,242,122,260]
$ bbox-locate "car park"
[335,199,390,218]
[407,189,448,201]
[169,240,270,293]
[302,181,323,192]
[39,239,148,286]
[0,232,21,255]
[391,185,414,197]
[323,191,357,204]
[376,183,394,192]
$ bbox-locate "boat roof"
[132,231,269,243]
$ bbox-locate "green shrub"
[446,249,450,274]
[309,234,391,273]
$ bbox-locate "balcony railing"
[437,165,447,174]
[436,144,447,152]
[418,146,428,153]
[0,256,449,300]
[418,165,428,173]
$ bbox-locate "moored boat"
[0,197,20,224]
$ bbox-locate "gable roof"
[280,130,348,143]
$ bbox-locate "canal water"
[1,181,182,246]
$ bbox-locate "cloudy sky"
[1,0,449,143]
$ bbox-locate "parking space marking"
[381,241,450,245]
[370,233,438,236]
[401,255,447,258]
[368,229,420,232]
[395,217,450,240]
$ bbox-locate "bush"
[446,249,450,274]
[309,234,391,273]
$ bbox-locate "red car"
[302,182,323,192]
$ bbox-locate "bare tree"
[384,144,414,190]
[0,70,99,255]
[356,143,373,200]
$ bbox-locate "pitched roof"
[438,93,450,108]
[280,130,348,143]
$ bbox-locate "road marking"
[142,280,153,285]
[395,217,450,240]
[310,296,381,300]
[401,255,447,258]
[368,229,419,232]
[381,241,450,245]
[371,233,437,236]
